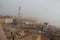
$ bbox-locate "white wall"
[0,0,60,27]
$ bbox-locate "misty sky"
[0,0,60,27]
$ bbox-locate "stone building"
[0,16,14,24]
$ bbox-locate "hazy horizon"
[0,0,60,27]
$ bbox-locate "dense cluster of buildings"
[0,14,60,40]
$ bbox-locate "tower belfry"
[18,6,21,20]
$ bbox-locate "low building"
[0,16,14,23]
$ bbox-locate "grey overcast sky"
[0,0,60,27]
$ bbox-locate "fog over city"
[0,0,60,27]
